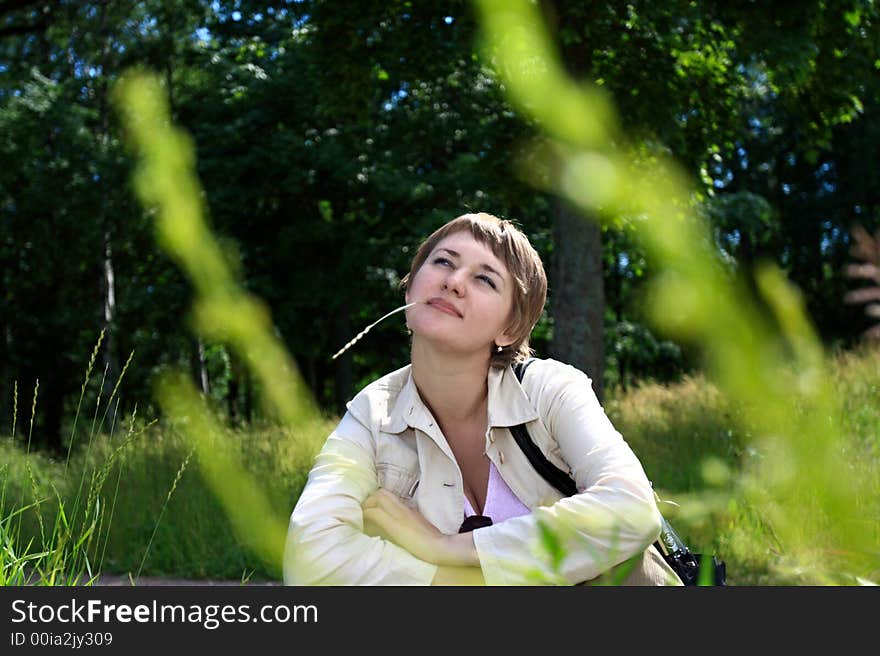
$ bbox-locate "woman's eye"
[432,257,497,289]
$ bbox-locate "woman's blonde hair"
[400,212,548,368]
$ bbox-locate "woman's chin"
[409,319,454,339]
[412,331,454,347]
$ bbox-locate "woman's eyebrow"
[437,247,505,280]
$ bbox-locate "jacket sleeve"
[283,407,439,585]
[472,360,662,585]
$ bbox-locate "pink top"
[463,460,531,523]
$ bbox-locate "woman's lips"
[427,298,463,317]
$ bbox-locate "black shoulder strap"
[511,358,578,497]
[512,359,722,585]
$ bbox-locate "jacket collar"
[381,363,539,434]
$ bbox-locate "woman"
[284,212,676,585]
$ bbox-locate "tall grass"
[605,335,880,585]
[90,414,327,580]
[4,342,875,584]
[2,333,157,585]
[2,402,330,583]
[113,69,324,580]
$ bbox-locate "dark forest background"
[2,0,878,453]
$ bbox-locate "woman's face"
[405,231,515,358]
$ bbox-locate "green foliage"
[605,319,687,390]
[606,375,744,494]
[4,0,879,437]
[606,344,880,585]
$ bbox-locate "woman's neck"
[410,341,491,427]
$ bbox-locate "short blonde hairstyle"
[400,212,548,368]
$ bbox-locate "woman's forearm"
[362,489,483,567]
[440,531,480,567]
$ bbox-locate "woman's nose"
[444,269,466,295]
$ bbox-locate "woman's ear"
[495,329,516,349]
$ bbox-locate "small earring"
[496,345,502,352]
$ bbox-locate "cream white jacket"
[283,358,663,585]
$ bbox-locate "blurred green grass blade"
[112,70,322,578]
[155,372,287,575]
[476,0,878,583]
[113,70,317,430]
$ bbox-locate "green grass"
[92,416,327,580]
[2,412,329,583]
[605,342,880,585]
[4,344,876,585]
[0,326,328,585]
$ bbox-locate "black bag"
[511,358,726,586]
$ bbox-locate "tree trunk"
[227,350,242,424]
[100,231,119,414]
[193,339,210,396]
[244,369,253,423]
[549,199,606,401]
[96,7,119,431]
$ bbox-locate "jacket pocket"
[376,462,420,505]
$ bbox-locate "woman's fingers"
[363,488,403,516]
[363,505,391,538]
[361,490,453,564]
[363,503,391,523]
[363,492,413,535]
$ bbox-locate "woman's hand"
[362,489,478,567]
